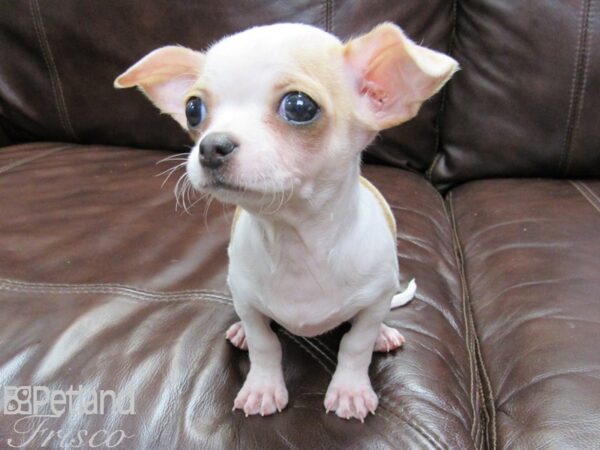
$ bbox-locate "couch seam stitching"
[570,181,600,214]
[473,319,491,450]
[0,278,233,305]
[447,192,496,450]
[28,0,65,136]
[33,0,78,140]
[322,0,334,32]
[476,383,486,449]
[0,278,231,297]
[426,0,458,182]
[0,284,233,306]
[29,0,78,141]
[559,0,592,176]
[566,0,594,175]
[440,191,477,442]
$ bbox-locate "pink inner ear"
[360,80,388,110]
[360,50,419,122]
[348,35,423,125]
[345,23,458,129]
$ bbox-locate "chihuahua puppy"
[115,23,457,421]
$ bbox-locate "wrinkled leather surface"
[0,143,482,449]
[2,1,600,184]
[450,180,600,449]
[0,0,325,148]
[2,1,600,448]
[431,0,600,188]
[0,143,231,291]
[0,0,452,172]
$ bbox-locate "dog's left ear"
[114,46,204,128]
[344,23,458,130]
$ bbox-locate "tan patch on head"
[290,44,357,119]
[265,85,331,157]
[286,43,372,152]
[261,42,362,161]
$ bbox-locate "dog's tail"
[390,279,417,309]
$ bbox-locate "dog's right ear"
[114,46,204,128]
[344,23,458,130]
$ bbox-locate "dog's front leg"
[324,301,389,421]
[232,305,288,416]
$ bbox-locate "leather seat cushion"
[450,179,600,449]
[0,143,481,449]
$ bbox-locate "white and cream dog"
[115,22,457,421]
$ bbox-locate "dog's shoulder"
[359,176,396,237]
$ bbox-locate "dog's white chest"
[257,243,356,336]
[227,192,399,337]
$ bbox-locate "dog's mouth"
[202,179,241,191]
[195,169,246,193]
[191,168,296,208]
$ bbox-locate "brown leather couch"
[1,2,599,449]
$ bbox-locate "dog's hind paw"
[373,323,405,352]
[225,321,248,350]
[227,321,404,353]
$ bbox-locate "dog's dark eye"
[185,97,206,128]
[279,91,319,124]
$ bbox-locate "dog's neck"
[247,161,361,247]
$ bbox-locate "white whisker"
[156,152,189,165]
[159,161,187,189]
[174,172,188,212]
[203,194,215,227]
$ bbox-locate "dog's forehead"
[202,24,342,93]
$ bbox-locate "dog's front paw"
[373,323,405,352]
[324,375,378,422]
[233,371,288,416]
[225,321,248,350]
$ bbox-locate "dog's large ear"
[344,23,458,130]
[114,46,204,128]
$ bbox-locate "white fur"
[228,168,400,338]
[116,21,457,422]
[186,24,434,421]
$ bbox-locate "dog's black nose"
[199,132,238,168]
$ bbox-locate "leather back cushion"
[0,0,452,173]
[3,1,597,185]
[429,0,600,189]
